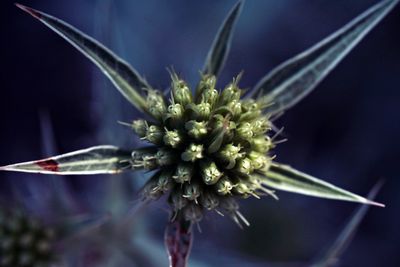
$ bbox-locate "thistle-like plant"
[2,1,398,266]
[0,185,111,267]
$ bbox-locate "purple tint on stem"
[164,216,193,267]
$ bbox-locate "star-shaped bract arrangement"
[1,1,398,266]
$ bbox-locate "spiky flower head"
[0,209,57,267]
[128,72,275,225]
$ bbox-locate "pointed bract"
[0,146,131,175]
[250,0,399,115]
[202,0,243,77]
[259,163,384,207]
[15,3,150,113]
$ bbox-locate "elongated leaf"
[16,3,149,113]
[259,162,384,207]
[0,146,131,175]
[165,216,193,267]
[202,0,243,77]
[311,181,383,267]
[250,0,399,115]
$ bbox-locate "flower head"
[127,73,277,224]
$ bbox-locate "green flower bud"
[227,100,242,118]
[241,99,259,112]
[131,147,157,161]
[208,115,236,153]
[217,144,243,169]
[131,119,147,137]
[236,122,253,140]
[251,136,273,153]
[233,181,254,198]
[248,151,271,170]
[142,173,163,200]
[236,158,254,175]
[164,103,184,125]
[219,197,249,228]
[146,89,167,121]
[145,125,164,145]
[240,110,261,122]
[219,77,241,105]
[239,100,262,121]
[156,148,176,166]
[252,117,271,135]
[173,163,193,183]
[200,160,223,185]
[248,176,279,200]
[183,204,203,223]
[199,192,219,210]
[216,176,235,195]
[171,191,188,211]
[185,121,208,140]
[131,153,157,170]
[189,103,211,120]
[181,143,204,162]
[157,170,174,192]
[201,87,218,107]
[171,73,192,107]
[183,182,201,202]
[196,74,217,103]
[163,129,182,148]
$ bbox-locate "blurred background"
[1,0,399,266]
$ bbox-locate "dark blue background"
[1,0,399,266]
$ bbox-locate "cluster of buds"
[129,73,278,227]
[0,209,56,267]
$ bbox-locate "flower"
[1,0,398,265]
[0,208,57,267]
[127,71,280,226]
[0,186,109,267]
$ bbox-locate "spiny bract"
[132,72,278,226]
